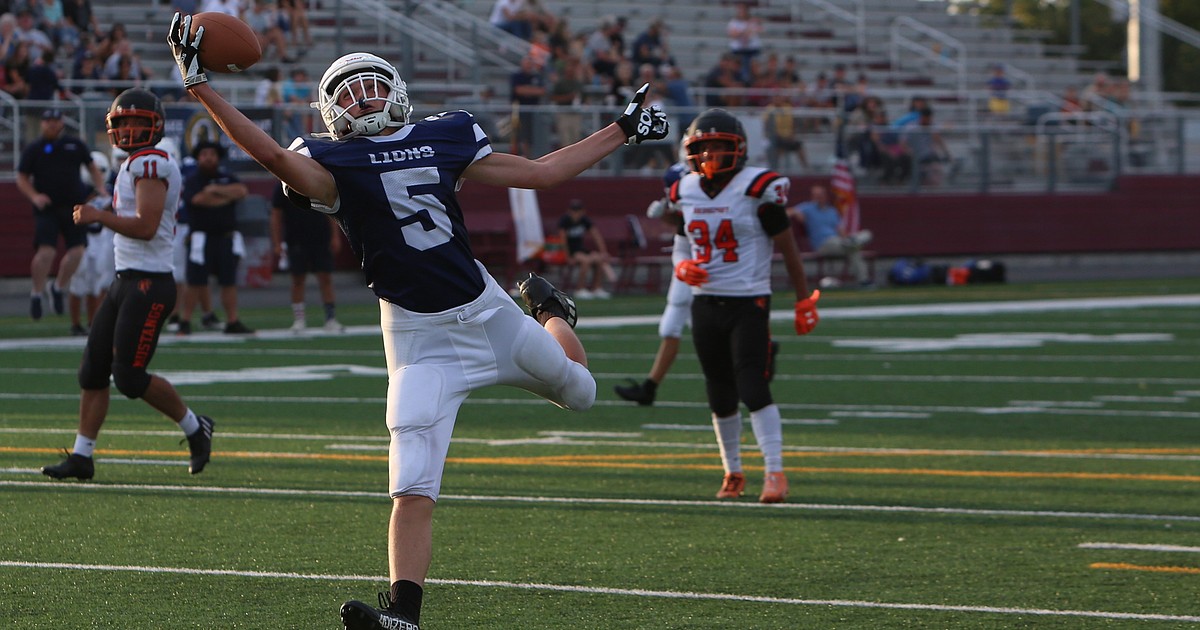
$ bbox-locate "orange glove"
[674,259,709,286]
[795,290,821,335]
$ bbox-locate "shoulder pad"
[746,171,789,206]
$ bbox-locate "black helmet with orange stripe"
[682,108,747,180]
[107,88,165,150]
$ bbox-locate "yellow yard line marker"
[1091,562,1200,575]
[6,446,1200,483]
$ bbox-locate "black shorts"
[33,204,87,249]
[286,235,334,275]
[78,270,176,394]
[690,294,775,415]
[186,231,241,287]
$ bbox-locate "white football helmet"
[313,52,412,140]
[81,149,111,183]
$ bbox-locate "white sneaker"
[323,318,345,333]
[575,288,594,299]
[591,288,612,299]
[290,319,306,333]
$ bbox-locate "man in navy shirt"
[16,108,105,320]
[170,13,668,629]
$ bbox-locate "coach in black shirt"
[16,108,105,320]
[178,140,254,334]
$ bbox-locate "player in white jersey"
[41,88,215,482]
[670,109,821,503]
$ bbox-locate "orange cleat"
[759,471,789,503]
[716,472,746,499]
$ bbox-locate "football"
[189,12,261,74]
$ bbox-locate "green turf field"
[2,278,1199,628]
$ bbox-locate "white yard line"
[2,480,1200,524]
[1,559,1197,622]
[1079,543,1200,553]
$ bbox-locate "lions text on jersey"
[112,147,182,274]
[287,110,492,313]
[671,166,790,297]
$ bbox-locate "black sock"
[388,580,423,623]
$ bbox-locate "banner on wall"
[508,187,544,263]
[164,106,275,174]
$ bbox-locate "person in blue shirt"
[790,184,873,285]
[169,13,668,630]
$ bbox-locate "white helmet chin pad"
[314,52,413,140]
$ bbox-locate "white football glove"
[167,12,208,88]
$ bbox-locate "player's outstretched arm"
[463,83,669,190]
[167,12,335,207]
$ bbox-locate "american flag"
[831,158,861,235]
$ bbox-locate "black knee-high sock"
[388,580,423,623]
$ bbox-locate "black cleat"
[30,294,43,321]
[517,273,577,328]
[184,415,214,474]
[49,284,64,315]
[177,321,192,336]
[767,340,781,382]
[614,378,656,406]
[200,312,222,331]
[42,452,94,480]
[341,594,420,630]
[70,324,88,336]
[224,320,255,335]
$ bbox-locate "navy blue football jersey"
[289,110,493,312]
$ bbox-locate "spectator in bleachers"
[489,0,531,41]
[67,46,98,95]
[3,39,30,98]
[763,89,807,174]
[789,184,873,286]
[779,55,800,84]
[900,107,951,186]
[608,15,628,59]
[91,22,126,66]
[523,0,558,36]
[105,45,147,96]
[891,94,929,129]
[15,8,52,60]
[63,0,99,41]
[1081,72,1111,111]
[607,58,635,106]
[546,16,571,60]
[986,63,1012,115]
[280,65,310,139]
[509,53,545,156]
[726,1,762,83]
[1060,85,1083,116]
[549,54,586,148]
[36,0,71,49]
[841,73,870,118]
[631,18,671,69]
[557,198,613,299]
[199,0,241,18]
[0,13,20,62]
[704,52,743,108]
[660,64,694,130]
[279,0,310,48]
[585,15,621,81]
[24,44,62,100]
[253,65,281,106]
[246,0,293,63]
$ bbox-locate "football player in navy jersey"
[670,109,820,504]
[170,13,668,630]
[41,88,215,482]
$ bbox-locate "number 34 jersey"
[670,166,790,297]
[288,110,493,313]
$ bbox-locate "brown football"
[189,12,261,74]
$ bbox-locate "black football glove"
[167,12,207,88]
[616,83,669,145]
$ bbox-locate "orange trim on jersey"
[668,180,682,203]
[129,148,169,160]
[746,170,783,198]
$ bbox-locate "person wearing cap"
[177,139,255,334]
[16,108,106,321]
[556,198,614,299]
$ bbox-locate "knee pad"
[658,300,691,339]
[111,362,151,399]
[513,320,595,411]
[387,364,449,499]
